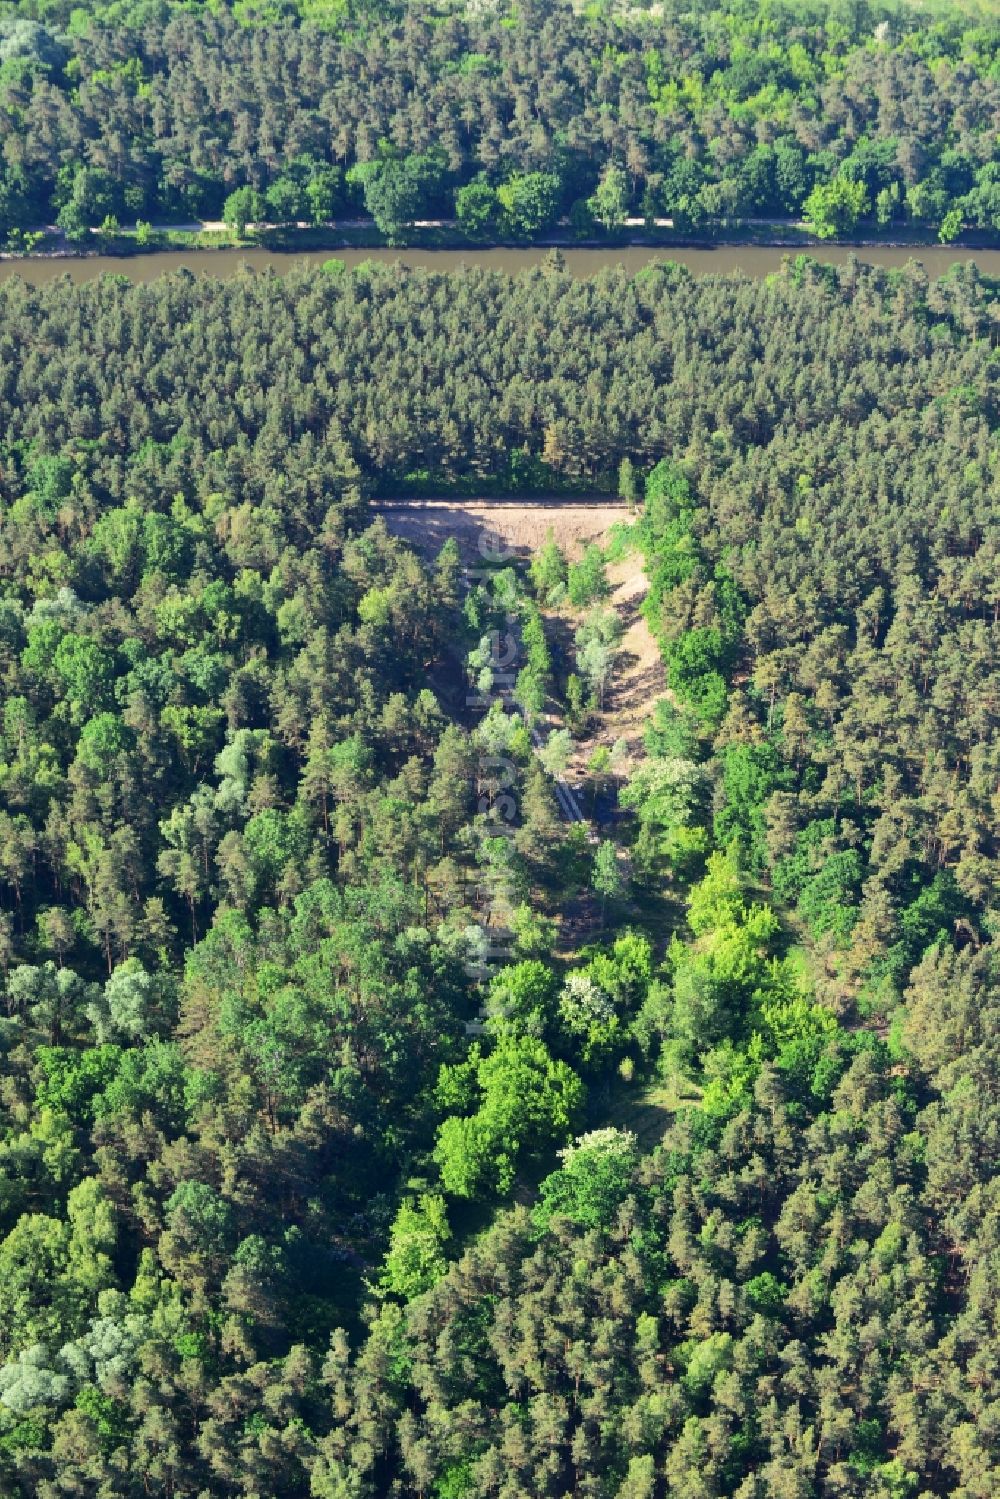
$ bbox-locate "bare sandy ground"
[560,554,666,786]
[373,497,629,564]
[377,492,665,773]
[605,555,667,754]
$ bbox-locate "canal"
[1,242,998,284]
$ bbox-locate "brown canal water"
[2,243,999,284]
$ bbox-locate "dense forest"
[0,252,998,1495]
[0,0,999,245]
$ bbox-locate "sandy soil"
[558,553,666,786]
[373,497,629,564]
[603,555,667,760]
[379,492,665,794]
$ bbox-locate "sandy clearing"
[377,492,666,781]
[373,498,629,564]
[604,554,667,759]
[558,551,667,788]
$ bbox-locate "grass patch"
[592,1071,700,1150]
